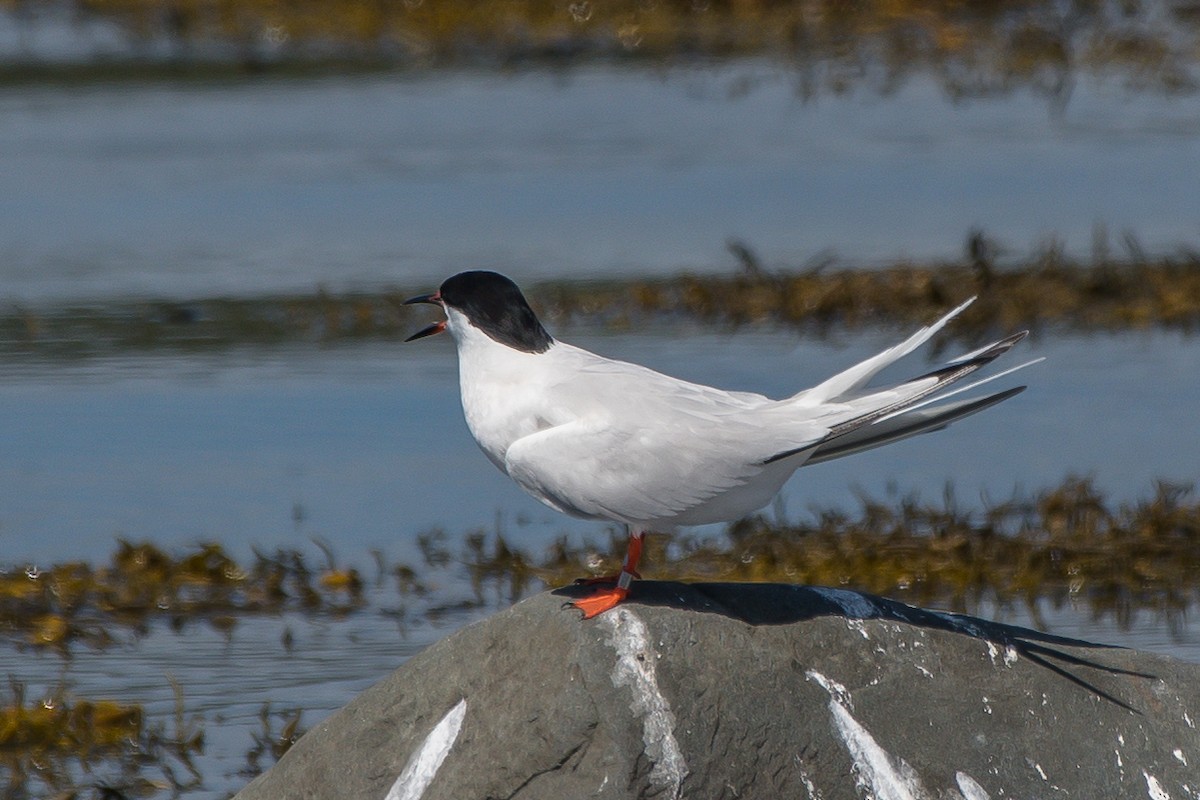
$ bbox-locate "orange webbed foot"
[568,528,643,618]
[567,586,629,619]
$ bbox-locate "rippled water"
[2,329,1198,565]
[3,65,1199,302]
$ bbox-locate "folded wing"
[504,413,822,525]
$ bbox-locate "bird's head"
[404,271,553,354]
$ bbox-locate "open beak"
[404,292,446,342]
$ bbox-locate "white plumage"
[406,271,1038,617]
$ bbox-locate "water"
[4,587,476,797]
[2,66,1199,303]
[2,329,1198,566]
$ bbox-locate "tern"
[406,271,1037,618]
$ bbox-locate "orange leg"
[570,528,644,619]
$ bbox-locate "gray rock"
[233,582,1200,799]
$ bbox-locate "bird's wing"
[503,413,822,524]
[790,297,975,407]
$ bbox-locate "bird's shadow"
[553,580,1156,713]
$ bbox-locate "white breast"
[449,309,562,470]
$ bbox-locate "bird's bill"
[405,319,446,342]
[403,292,441,306]
[404,291,446,341]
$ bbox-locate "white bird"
[406,271,1038,618]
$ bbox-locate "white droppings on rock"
[984,641,1015,667]
[955,771,992,800]
[806,671,995,800]
[384,699,467,800]
[1145,770,1172,800]
[808,670,928,800]
[601,608,688,799]
[806,669,854,712]
[1003,645,1018,667]
[828,697,925,799]
[797,764,823,800]
[848,618,872,639]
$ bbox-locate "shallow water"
[3,586,475,797]
[2,328,1198,566]
[2,65,1199,302]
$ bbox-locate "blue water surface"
[1,65,1198,302]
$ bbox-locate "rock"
[233,582,1200,800]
